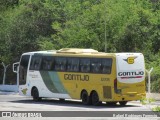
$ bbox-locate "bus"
[13,48,146,106]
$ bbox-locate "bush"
[152,106,160,112]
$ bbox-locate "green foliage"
[140,97,155,105]
[0,0,18,11]
[140,97,160,112]
[37,36,55,50]
[152,106,160,112]
[0,0,160,87]
[145,52,160,93]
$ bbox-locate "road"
[0,93,159,119]
[0,93,151,111]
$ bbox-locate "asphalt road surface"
[0,93,159,120]
[0,93,151,111]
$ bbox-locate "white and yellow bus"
[13,48,146,106]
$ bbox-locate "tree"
[0,0,159,88]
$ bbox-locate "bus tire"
[119,101,127,106]
[91,91,101,106]
[81,90,91,105]
[32,87,42,101]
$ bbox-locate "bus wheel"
[32,87,42,101]
[81,90,91,105]
[91,91,101,106]
[119,101,127,106]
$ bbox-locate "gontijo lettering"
[64,74,89,81]
[118,71,144,76]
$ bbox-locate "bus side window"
[55,57,67,71]
[101,58,112,74]
[80,58,90,73]
[30,56,42,70]
[91,59,101,73]
[67,58,79,72]
[41,56,54,71]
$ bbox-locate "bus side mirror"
[13,62,20,73]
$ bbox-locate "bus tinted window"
[41,56,54,70]
[55,57,67,71]
[30,56,42,70]
[101,58,112,74]
[20,55,30,69]
[80,58,90,73]
[91,59,101,73]
[19,55,30,85]
[67,58,79,72]
[29,56,112,74]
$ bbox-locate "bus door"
[19,55,30,95]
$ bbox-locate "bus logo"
[123,57,137,64]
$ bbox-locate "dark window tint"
[41,56,54,70]
[30,56,42,70]
[101,58,112,74]
[20,55,30,69]
[91,59,101,73]
[28,55,112,74]
[55,57,67,71]
[67,58,79,72]
[19,55,30,85]
[80,58,90,73]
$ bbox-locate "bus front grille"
[103,86,112,99]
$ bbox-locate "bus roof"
[22,48,142,57]
[57,48,98,53]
